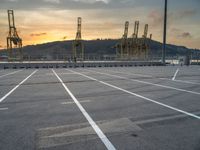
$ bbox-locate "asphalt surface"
[0,66,199,150]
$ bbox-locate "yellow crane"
[116,21,129,59]
[129,21,139,58]
[7,10,23,61]
[72,17,84,62]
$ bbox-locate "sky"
[0,0,200,49]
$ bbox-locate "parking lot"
[0,66,200,150]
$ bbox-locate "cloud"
[148,9,198,29]
[148,10,162,26]
[170,28,181,33]
[170,28,192,39]
[72,0,110,4]
[179,10,197,18]
[7,0,18,2]
[30,32,47,37]
[178,32,192,38]
[96,0,110,4]
[0,0,137,10]
[168,9,197,23]
[44,0,60,3]
[4,0,18,2]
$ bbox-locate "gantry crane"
[116,21,152,60]
[72,17,84,62]
[116,21,129,59]
[129,21,139,57]
[7,10,23,61]
[138,24,149,59]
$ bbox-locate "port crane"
[129,21,139,58]
[116,21,152,60]
[7,10,23,61]
[72,17,84,62]
[116,21,129,58]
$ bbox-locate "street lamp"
[162,0,167,64]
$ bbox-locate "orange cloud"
[30,33,47,37]
[178,32,192,38]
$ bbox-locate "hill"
[0,39,199,60]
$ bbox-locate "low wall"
[0,61,163,69]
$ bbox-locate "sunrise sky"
[0,0,200,49]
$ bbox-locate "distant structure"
[138,24,149,59]
[116,21,129,58]
[116,21,152,60]
[72,17,84,62]
[7,10,23,61]
[128,21,139,58]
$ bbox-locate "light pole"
[162,0,167,64]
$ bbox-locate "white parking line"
[0,70,22,78]
[0,70,38,103]
[172,68,179,80]
[46,72,90,76]
[66,69,200,120]
[174,79,200,85]
[52,69,116,150]
[104,69,153,78]
[61,100,91,105]
[160,78,200,85]
[45,72,77,76]
[85,69,200,95]
[102,68,199,86]
[0,107,8,111]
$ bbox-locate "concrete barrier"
[0,61,163,69]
